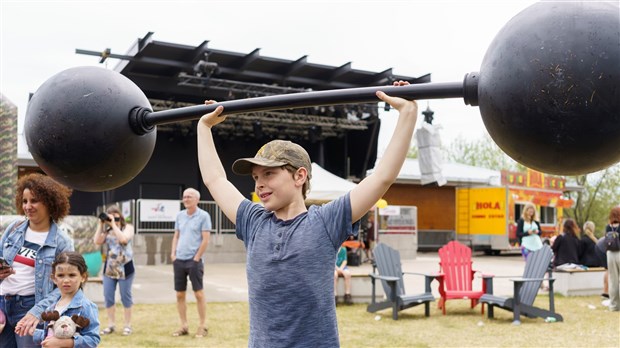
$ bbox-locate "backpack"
[604,225,620,251]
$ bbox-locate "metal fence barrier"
[97,199,235,235]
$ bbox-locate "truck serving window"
[515,204,556,225]
[539,206,556,224]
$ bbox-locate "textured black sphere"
[479,1,620,175]
[25,66,156,191]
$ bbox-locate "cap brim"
[232,158,287,175]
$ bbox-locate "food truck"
[455,169,574,254]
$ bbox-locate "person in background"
[579,221,607,268]
[516,202,542,260]
[170,188,212,338]
[551,218,581,268]
[93,205,136,336]
[2,173,74,348]
[579,221,605,268]
[334,245,352,305]
[580,221,608,300]
[363,211,376,262]
[32,252,100,347]
[595,238,610,303]
[604,206,620,311]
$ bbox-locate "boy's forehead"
[251,165,283,175]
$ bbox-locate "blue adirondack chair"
[367,243,436,320]
[480,244,563,324]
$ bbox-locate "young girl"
[33,252,100,348]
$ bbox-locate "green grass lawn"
[98,295,619,347]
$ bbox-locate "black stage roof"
[79,32,429,100]
[76,32,430,182]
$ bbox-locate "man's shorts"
[173,258,204,292]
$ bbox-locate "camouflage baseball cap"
[232,140,312,178]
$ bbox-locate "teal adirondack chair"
[367,243,436,320]
[480,244,563,324]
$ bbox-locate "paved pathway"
[85,252,530,305]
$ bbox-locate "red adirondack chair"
[436,241,486,315]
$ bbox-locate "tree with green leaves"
[409,133,523,172]
[443,134,524,172]
[563,165,620,237]
[0,94,18,215]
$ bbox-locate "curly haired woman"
[0,173,74,348]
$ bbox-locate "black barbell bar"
[129,79,474,135]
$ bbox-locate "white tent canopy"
[306,163,357,203]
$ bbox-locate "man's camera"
[98,212,112,222]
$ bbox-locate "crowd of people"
[515,200,618,311]
[3,174,616,347]
[1,172,619,348]
[0,172,215,347]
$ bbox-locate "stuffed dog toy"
[41,311,90,339]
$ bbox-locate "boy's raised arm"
[349,82,418,222]
[197,101,246,224]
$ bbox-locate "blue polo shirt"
[236,193,359,348]
[174,208,212,260]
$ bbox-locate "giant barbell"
[25,1,620,192]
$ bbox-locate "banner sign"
[139,199,180,222]
[460,187,507,235]
[378,206,417,235]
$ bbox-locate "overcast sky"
[1,0,539,157]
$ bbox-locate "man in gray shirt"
[171,188,212,338]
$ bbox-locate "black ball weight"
[25,67,156,191]
[479,1,620,175]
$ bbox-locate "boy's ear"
[294,167,308,184]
